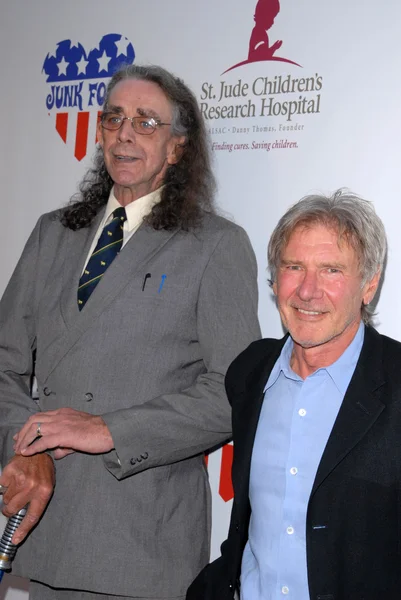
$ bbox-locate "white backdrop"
[1,0,401,597]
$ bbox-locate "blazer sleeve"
[102,225,262,478]
[0,216,48,465]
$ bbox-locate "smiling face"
[97,78,186,203]
[273,223,380,358]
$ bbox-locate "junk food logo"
[43,33,135,161]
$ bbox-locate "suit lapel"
[311,326,386,495]
[45,222,180,383]
[232,338,287,502]
[75,223,179,322]
[60,210,104,328]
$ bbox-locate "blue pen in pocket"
[158,274,167,293]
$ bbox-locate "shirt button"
[282,586,289,595]
[298,408,306,416]
[286,526,294,535]
[290,467,298,475]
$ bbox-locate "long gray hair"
[62,64,215,231]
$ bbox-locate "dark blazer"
[187,325,401,600]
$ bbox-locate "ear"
[272,281,278,296]
[97,119,104,148]
[362,270,381,306]
[167,136,186,165]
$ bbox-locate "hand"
[13,408,114,457]
[271,40,282,53]
[0,454,55,544]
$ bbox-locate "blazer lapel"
[311,326,386,495]
[60,210,104,328]
[44,223,180,383]
[232,338,287,501]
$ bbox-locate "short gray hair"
[268,189,387,323]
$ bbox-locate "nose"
[117,119,136,143]
[297,270,323,302]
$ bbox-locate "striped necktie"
[78,206,127,310]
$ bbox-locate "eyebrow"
[280,258,348,270]
[320,262,347,270]
[137,107,162,120]
[107,104,162,121]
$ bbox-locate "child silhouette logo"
[249,0,282,61]
[223,0,301,73]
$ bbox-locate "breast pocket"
[137,271,193,305]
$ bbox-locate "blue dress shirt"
[241,322,365,600]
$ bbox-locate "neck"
[114,184,160,206]
[290,319,362,379]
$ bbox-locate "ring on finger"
[36,422,42,437]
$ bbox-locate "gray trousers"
[30,580,185,600]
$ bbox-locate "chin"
[293,337,328,349]
[113,171,138,182]
[292,327,347,350]
[288,323,330,348]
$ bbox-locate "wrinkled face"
[97,78,185,201]
[273,224,380,352]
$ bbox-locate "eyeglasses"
[100,112,171,135]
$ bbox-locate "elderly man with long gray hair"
[187,189,401,600]
[0,64,261,600]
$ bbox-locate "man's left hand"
[13,408,114,458]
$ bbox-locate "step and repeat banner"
[1,0,401,598]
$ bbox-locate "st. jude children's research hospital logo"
[43,33,135,161]
[198,0,324,155]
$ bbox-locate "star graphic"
[97,50,111,73]
[69,38,82,50]
[76,56,89,75]
[115,36,130,57]
[57,57,69,76]
[47,48,57,60]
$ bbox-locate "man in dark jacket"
[187,189,401,600]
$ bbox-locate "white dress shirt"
[83,186,162,271]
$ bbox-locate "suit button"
[84,392,93,402]
[141,452,148,460]
[43,387,51,396]
[235,522,240,532]
[130,458,137,465]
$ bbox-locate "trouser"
[29,580,186,600]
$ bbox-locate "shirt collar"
[325,320,365,395]
[265,335,296,390]
[103,186,163,233]
[265,321,365,394]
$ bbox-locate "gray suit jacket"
[0,208,261,598]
